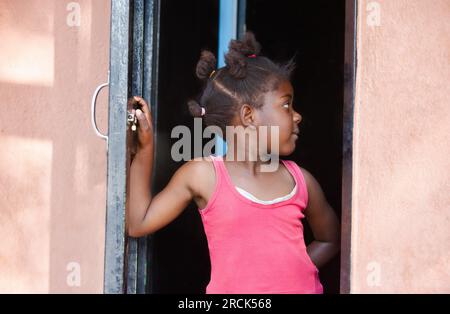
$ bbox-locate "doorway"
[146,0,347,294]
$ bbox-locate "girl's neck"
[223,145,276,175]
[221,127,282,174]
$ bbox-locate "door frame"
[103,0,131,294]
[103,0,160,294]
[103,0,357,294]
[340,0,357,294]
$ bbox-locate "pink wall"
[351,0,450,293]
[0,0,110,293]
[1,0,449,294]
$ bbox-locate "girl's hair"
[187,31,296,134]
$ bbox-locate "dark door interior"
[148,0,345,294]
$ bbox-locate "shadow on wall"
[0,0,110,293]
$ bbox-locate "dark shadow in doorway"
[149,0,345,294]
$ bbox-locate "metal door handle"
[91,71,110,147]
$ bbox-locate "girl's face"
[254,79,302,156]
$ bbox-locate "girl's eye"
[282,102,290,109]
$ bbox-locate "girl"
[127,32,340,294]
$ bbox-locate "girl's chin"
[279,143,296,156]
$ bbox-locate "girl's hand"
[128,96,153,151]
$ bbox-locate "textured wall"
[352,0,450,293]
[1,0,449,295]
[0,0,110,293]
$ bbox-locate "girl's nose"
[293,111,302,124]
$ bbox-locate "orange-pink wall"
[1,0,449,294]
[351,0,450,293]
[0,0,110,293]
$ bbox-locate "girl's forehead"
[275,80,294,95]
[267,80,294,99]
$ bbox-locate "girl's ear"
[240,104,256,128]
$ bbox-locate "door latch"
[127,111,138,132]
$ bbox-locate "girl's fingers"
[136,109,150,131]
[133,96,152,124]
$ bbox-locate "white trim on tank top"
[235,184,297,205]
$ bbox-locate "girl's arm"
[126,96,199,238]
[301,167,341,269]
[128,154,200,237]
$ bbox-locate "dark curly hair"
[188,31,296,135]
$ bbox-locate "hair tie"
[209,70,216,78]
[201,107,206,116]
[247,54,257,58]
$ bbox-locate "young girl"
[127,32,340,294]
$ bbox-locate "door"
[102,0,356,294]
[103,0,160,294]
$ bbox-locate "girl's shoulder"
[295,165,314,190]
[282,159,313,194]
[288,164,327,211]
[282,159,308,177]
[181,156,216,197]
[181,156,214,173]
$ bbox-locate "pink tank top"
[198,155,324,294]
